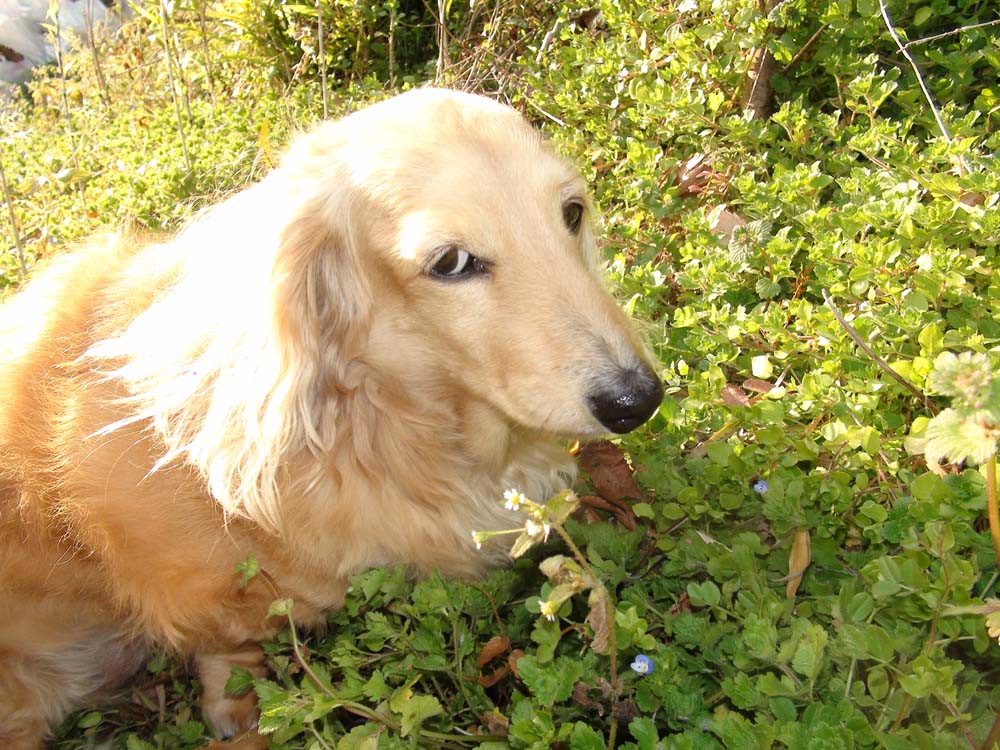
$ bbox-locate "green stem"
[551,523,619,749]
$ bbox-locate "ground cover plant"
[2,0,1000,748]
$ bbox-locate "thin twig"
[84,0,111,106]
[158,0,193,174]
[878,0,970,174]
[821,288,932,410]
[316,0,328,119]
[905,18,1000,48]
[782,23,828,73]
[0,157,27,280]
[196,0,217,103]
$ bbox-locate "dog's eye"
[563,201,584,234]
[428,246,487,280]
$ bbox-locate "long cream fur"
[0,88,656,748]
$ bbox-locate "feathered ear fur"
[270,191,373,458]
[87,141,372,534]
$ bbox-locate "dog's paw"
[195,646,266,741]
[202,690,260,740]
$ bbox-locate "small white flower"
[471,530,484,550]
[503,488,523,511]
[539,600,558,621]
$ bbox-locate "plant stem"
[987,459,1000,571]
[983,709,1000,750]
[0,158,26,280]
[84,0,111,107]
[878,0,970,174]
[316,0,328,119]
[822,288,932,410]
[551,523,619,749]
[159,0,193,174]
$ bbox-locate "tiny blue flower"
[630,654,654,675]
[752,479,769,495]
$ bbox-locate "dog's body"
[0,89,661,747]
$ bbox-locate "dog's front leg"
[196,643,268,742]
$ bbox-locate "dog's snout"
[587,366,663,434]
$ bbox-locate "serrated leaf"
[629,716,660,750]
[790,624,828,680]
[266,597,293,618]
[399,694,443,737]
[756,278,781,299]
[569,722,605,750]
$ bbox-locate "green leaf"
[399,694,443,737]
[235,552,260,588]
[791,624,828,680]
[266,598,293,618]
[687,580,721,607]
[569,722,605,750]
[517,655,584,707]
[629,716,660,750]
[77,711,104,729]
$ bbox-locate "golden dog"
[0,88,662,747]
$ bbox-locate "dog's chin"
[507,408,608,441]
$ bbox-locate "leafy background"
[2,0,1000,748]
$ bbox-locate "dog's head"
[273,89,662,442]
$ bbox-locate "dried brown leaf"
[477,635,510,669]
[508,649,525,678]
[477,666,510,688]
[480,711,509,735]
[578,494,637,530]
[743,378,775,394]
[587,587,612,654]
[706,205,746,246]
[571,682,605,714]
[722,383,750,408]
[577,440,645,503]
[675,153,712,198]
[785,529,812,599]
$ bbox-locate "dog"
[0,88,662,747]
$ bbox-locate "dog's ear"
[270,187,373,455]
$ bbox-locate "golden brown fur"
[0,89,660,747]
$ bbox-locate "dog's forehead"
[340,90,580,187]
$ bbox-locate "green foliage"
[3,0,1000,747]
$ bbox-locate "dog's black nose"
[587,367,663,434]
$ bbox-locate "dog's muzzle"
[587,366,663,434]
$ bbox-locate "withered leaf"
[706,205,746,246]
[577,440,645,503]
[477,635,510,668]
[571,682,605,714]
[579,494,637,530]
[675,153,711,198]
[508,649,525,678]
[477,666,509,688]
[722,383,750,407]
[743,378,775,394]
[480,711,509,735]
[587,587,612,654]
[785,529,812,599]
